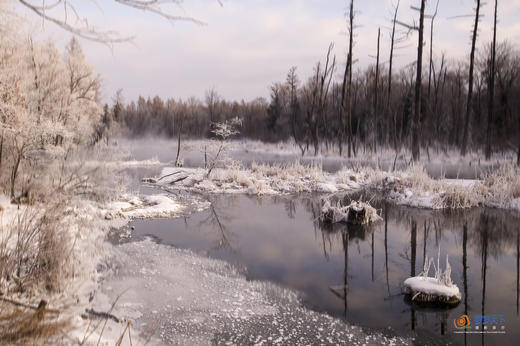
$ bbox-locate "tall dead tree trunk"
[347,0,354,158]
[485,0,497,160]
[316,45,335,156]
[412,0,426,162]
[374,27,381,151]
[461,0,481,156]
[427,0,439,99]
[388,0,400,151]
[175,115,183,166]
[339,55,350,156]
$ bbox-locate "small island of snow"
[403,250,461,305]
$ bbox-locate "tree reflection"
[384,202,390,295]
[199,195,238,251]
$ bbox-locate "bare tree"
[486,0,498,160]
[427,0,439,99]
[286,67,306,156]
[461,0,482,156]
[412,0,426,161]
[346,0,355,157]
[373,27,381,152]
[205,88,220,124]
[388,0,400,150]
[17,0,220,44]
[305,43,336,156]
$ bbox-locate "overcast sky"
[23,0,520,104]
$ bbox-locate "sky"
[21,0,520,104]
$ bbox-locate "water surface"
[128,193,520,346]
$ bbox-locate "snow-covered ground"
[87,238,412,345]
[105,194,188,219]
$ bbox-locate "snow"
[404,276,461,300]
[88,238,412,345]
[145,164,366,196]
[403,252,461,304]
[104,194,186,219]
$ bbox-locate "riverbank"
[146,162,520,212]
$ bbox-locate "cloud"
[21,0,520,104]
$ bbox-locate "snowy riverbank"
[145,162,520,212]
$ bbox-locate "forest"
[118,1,520,163]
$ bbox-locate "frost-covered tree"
[0,9,102,199]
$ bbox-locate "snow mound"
[403,250,461,305]
[404,276,461,302]
[105,194,185,219]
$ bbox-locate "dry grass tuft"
[482,163,520,208]
[0,199,72,296]
[0,302,70,345]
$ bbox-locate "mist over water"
[118,137,496,179]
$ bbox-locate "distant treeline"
[112,40,519,158]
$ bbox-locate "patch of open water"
[126,192,520,346]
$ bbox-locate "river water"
[126,192,520,346]
[107,139,520,345]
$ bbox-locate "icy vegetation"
[403,250,461,305]
[320,198,382,224]
[89,238,412,345]
[144,161,520,212]
[145,163,363,195]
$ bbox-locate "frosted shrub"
[205,117,242,178]
[0,201,71,295]
[403,164,439,193]
[482,164,520,208]
[434,185,480,209]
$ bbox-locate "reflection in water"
[411,219,417,331]
[129,193,520,346]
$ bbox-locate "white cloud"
[20,0,520,104]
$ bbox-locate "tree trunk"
[428,0,439,99]
[340,53,350,157]
[485,0,498,160]
[461,0,481,156]
[347,0,354,158]
[175,116,183,166]
[388,0,399,114]
[0,133,3,171]
[412,0,426,162]
[11,149,23,199]
[374,28,380,151]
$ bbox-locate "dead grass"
[0,199,72,296]
[0,301,70,345]
[482,163,520,207]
